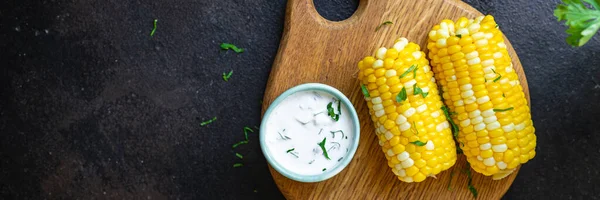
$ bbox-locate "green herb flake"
[456,34,462,38]
[150,19,158,37]
[220,43,244,53]
[412,122,419,135]
[361,84,370,97]
[554,0,600,47]
[222,70,233,82]
[322,168,327,171]
[327,101,340,121]
[502,93,506,98]
[232,140,248,148]
[286,148,295,153]
[396,87,407,103]
[493,107,514,112]
[317,137,331,160]
[410,140,426,146]
[375,21,393,32]
[493,75,502,82]
[447,168,456,190]
[233,163,243,168]
[399,65,417,78]
[235,153,243,159]
[468,185,478,198]
[441,106,460,137]
[200,117,217,126]
[243,126,254,141]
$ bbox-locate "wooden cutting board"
[260,0,530,199]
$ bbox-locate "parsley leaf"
[399,65,417,78]
[410,140,426,146]
[235,153,243,159]
[233,163,243,168]
[327,101,340,121]
[375,21,393,32]
[286,148,295,153]
[317,137,331,160]
[396,87,407,103]
[232,140,248,148]
[220,43,244,53]
[361,84,370,97]
[441,106,460,137]
[554,0,600,46]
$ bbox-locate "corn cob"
[357,38,457,183]
[426,15,536,180]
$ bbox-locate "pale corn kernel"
[372,97,382,104]
[387,149,395,156]
[454,100,464,106]
[468,57,481,65]
[424,141,435,151]
[461,90,474,98]
[373,60,384,68]
[465,96,476,104]
[469,110,481,118]
[460,119,471,127]
[480,143,492,150]
[395,163,403,170]
[417,104,428,113]
[376,48,388,59]
[477,96,490,104]
[492,144,508,152]
[475,39,488,47]
[403,176,414,182]
[460,84,473,90]
[471,116,483,124]
[412,52,422,59]
[401,158,415,168]
[515,122,526,131]
[502,124,515,132]
[396,115,407,124]
[477,155,483,161]
[404,108,416,118]
[400,122,411,131]
[482,59,494,67]
[472,32,484,40]
[474,123,486,131]
[456,28,469,36]
[438,29,450,38]
[483,116,498,124]
[385,69,397,77]
[484,157,496,166]
[393,38,409,51]
[373,104,384,111]
[404,79,417,88]
[468,23,481,33]
[436,39,447,48]
[436,122,448,132]
[482,109,495,117]
[385,131,394,140]
[397,151,410,161]
[497,161,507,170]
[375,110,385,117]
[431,111,440,118]
[493,52,503,59]
[487,121,501,130]
[466,51,479,59]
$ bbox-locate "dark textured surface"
[0,0,599,199]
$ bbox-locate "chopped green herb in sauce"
[494,107,514,112]
[361,84,370,97]
[327,100,341,121]
[322,168,327,171]
[317,137,330,160]
[235,153,243,159]
[200,117,217,126]
[330,130,345,139]
[286,148,295,153]
[375,21,393,32]
[220,43,244,53]
[243,126,254,141]
[233,163,243,168]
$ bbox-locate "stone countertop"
[1,0,599,199]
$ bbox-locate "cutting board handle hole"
[313,0,359,22]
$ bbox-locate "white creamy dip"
[264,90,354,175]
